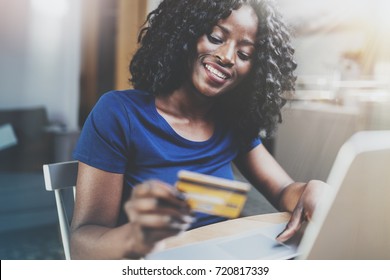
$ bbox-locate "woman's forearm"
[277,182,306,213]
[70,223,142,260]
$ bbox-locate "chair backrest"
[43,160,78,260]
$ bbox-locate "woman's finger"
[132,180,189,209]
[276,203,305,243]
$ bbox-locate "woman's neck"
[155,83,217,142]
[155,82,215,121]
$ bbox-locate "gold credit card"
[176,170,251,218]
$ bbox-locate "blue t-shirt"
[73,90,261,228]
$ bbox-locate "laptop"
[147,130,390,260]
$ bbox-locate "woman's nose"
[216,43,235,67]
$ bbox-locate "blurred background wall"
[0,0,81,130]
[279,0,390,79]
[2,0,389,132]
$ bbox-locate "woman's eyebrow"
[216,24,255,46]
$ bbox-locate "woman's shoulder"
[93,89,154,117]
[91,89,155,124]
[99,89,153,106]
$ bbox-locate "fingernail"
[275,239,284,245]
[175,191,186,201]
[181,215,196,223]
[171,222,191,231]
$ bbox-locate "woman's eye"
[238,51,251,61]
[207,34,222,44]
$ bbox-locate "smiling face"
[189,5,258,98]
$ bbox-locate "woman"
[71,0,326,259]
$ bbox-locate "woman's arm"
[234,144,327,242]
[234,144,298,210]
[70,162,192,259]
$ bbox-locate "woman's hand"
[123,180,193,258]
[276,180,329,243]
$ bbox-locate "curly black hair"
[129,0,297,142]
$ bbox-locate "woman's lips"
[205,64,227,79]
[203,63,231,84]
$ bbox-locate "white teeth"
[205,64,227,79]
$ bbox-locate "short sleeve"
[73,92,132,173]
[239,135,262,155]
